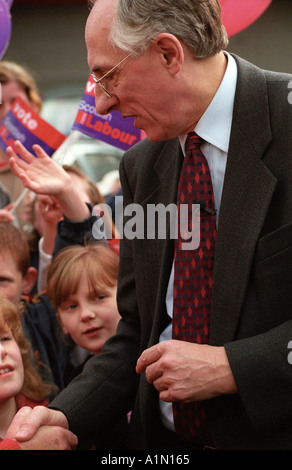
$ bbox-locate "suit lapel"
[210,56,277,344]
[140,139,183,340]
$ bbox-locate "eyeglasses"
[91,54,131,99]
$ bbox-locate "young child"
[47,242,128,449]
[0,221,38,306]
[0,292,49,450]
[47,242,121,370]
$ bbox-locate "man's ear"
[152,33,184,74]
[22,266,38,295]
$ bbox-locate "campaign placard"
[72,75,144,151]
[0,97,66,157]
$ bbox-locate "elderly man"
[6,0,292,450]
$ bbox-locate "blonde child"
[47,242,120,368]
[46,242,128,449]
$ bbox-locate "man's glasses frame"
[91,54,131,98]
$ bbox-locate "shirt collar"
[179,51,238,154]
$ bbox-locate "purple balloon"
[0,0,12,60]
[2,0,13,9]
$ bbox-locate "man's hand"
[136,340,237,403]
[5,406,78,450]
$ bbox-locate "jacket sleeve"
[48,158,141,442]
[52,203,106,257]
[225,319,292,432]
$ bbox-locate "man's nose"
[95,91,118,116]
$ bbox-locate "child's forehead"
[61,278,110,300]
[0,316,11,334]
[68,279,106,295]
[0,325,10,334]
[0,253,19,273]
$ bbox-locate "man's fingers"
[14,407,69,442]
[5,407,32,439]
[67,429,79,450]
[23,426,79,450]
[136,343,164,373]
[6,407,77,450]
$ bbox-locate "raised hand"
[7,140,72,196]
[8,141,90,222]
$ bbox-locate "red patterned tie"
[172,132,216,446]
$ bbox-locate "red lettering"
[75,112,138,149]
[103,121,112,136]
[111,128,121,139]
[0,126,15,147]
[120,132,130,144]
[86,114,95,129]
[94,121,103,132]
[85,80,96,96]
[128,135,137,146]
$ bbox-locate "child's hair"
[0,291,49,402]
[63,164,104,207]
[63,165,118,239]
[47,243,119,310]
[0,61,42,113]
[0,222,30,277]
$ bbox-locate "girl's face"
[0,81,29,122]
[0,328,24,403]
[58,276,121,355]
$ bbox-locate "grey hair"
[110,0,229,59]
[87,0,96,10]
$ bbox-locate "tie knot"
[185,132,203,155]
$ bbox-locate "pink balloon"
[0,0,12,60]
[219,0,272,37]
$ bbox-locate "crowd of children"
[0,131,123,450]
[0,58,126,450]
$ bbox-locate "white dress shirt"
[159,52,238,431]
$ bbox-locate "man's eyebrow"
[91,62,112,74]
[91,66,102,74]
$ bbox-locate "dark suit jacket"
[51,55,292,450]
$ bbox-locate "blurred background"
[4,0,292,94]
[1,0,292,186]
